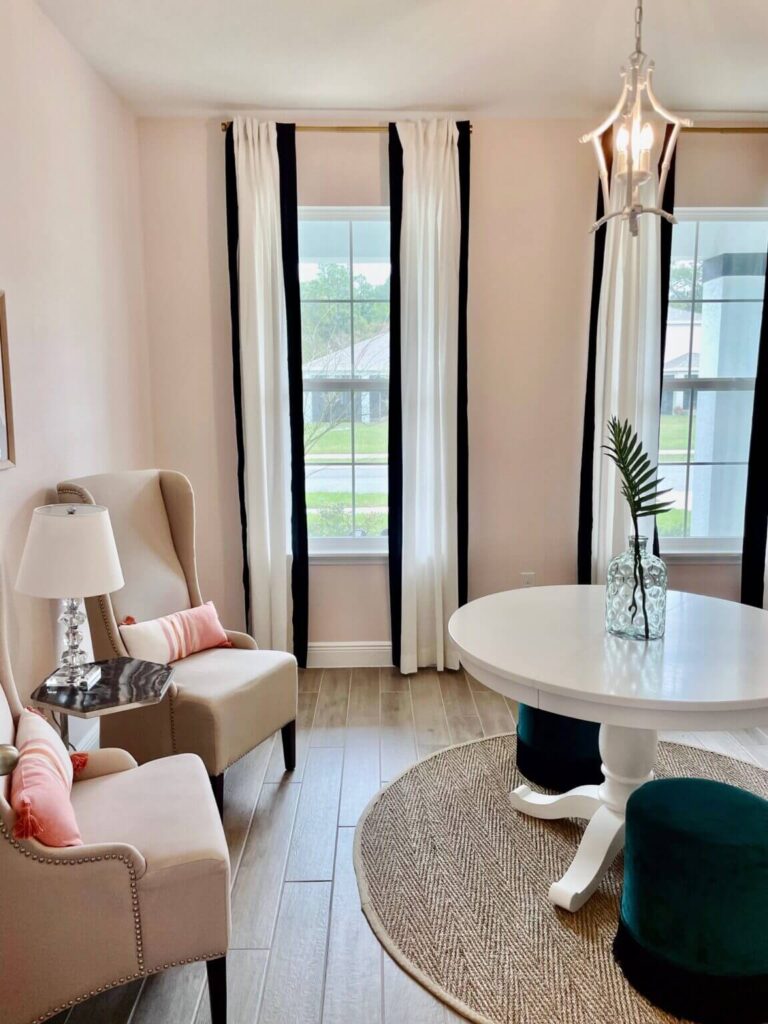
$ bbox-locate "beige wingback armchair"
[57,470,298,812]
[0,570,230,1024]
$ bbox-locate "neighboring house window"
[659,210,768,553]
[299,207,390,553]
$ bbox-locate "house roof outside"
[304,330,389,379]
[665,351,700,376]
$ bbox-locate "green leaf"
[603,416,673,521]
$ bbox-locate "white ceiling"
[36,0,768,118]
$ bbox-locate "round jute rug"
[354,734,768,1024]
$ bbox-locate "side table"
[29,657,174,748]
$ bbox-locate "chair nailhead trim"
[1,821,153,1022]
[169,690,178,752]
[26,952,228,1023]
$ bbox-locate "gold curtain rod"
[682,125,768,134]
[220,121,472,133]
[218,121,768,135]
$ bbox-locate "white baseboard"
[307,641,392,669]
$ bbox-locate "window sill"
[308,550,389,566]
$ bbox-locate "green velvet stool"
[614,778,768,1024]
[515,705,602,792]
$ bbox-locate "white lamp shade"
[16,504,125,599]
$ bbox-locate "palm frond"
[602,416,675,521]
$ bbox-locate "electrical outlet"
[521,571,535,588]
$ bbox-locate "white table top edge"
[449,585,768,732]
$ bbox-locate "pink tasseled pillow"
[10,708,87,847]
[118,601,233,664]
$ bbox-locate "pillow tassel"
[70,752,89,776]
[13,802,41,840]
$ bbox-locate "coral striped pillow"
[119,602,232,664]
[11,708,83,847]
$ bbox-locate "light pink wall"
[676,133,768,207]
[137,118,750,650]
[297,129,389,207]
[668,562,741,602]
[308,561,391,643]
[137,119,244,630]
[467,120,596,599]
[0,0,154,698]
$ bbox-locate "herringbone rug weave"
[354,734,768,1024]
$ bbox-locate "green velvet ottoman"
[613,778,768,1024]
[515,705,602,792]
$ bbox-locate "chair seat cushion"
[169,648,298,775]
[71,753,230,969]
[72,753,226,874]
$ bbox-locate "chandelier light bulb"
[580,0,691,236]
[616,120,654,184]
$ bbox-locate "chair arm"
[0,832,148,1022]
[225,629,259,650]
[75,748,138,781]
[20,835,148,877]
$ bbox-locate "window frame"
[659,206,767,560]
[299,205,391,559]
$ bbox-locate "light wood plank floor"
[52,668,766,1024]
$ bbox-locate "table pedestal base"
[509,724,658,911]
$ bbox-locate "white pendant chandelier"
[581,0,692,236]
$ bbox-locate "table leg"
[509,783,601,821]
[55,713,70,750]
[510,724,657,912]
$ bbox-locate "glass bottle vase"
[605,535,667,640]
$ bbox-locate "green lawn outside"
[305,421,387,457]
[657,508,686,538]
[659,412,694,462]
[305,490,387,509]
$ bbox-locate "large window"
[299,208,390,553]
[659,210,768,553]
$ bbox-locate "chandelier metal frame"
[581,0,692,235]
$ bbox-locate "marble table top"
[30,657,174,719]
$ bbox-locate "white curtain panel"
[397,119,461,672]
[233,118,293,652]
[590,173,663,581]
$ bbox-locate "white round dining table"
[448,585,768,912]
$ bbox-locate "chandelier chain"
[634,0,644,56]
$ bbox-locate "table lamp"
[16,504,124,689]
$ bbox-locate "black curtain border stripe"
[224,125,252,630]
[457,121,471,608]
[654,124,677,558]
[387,124,404,670]
[276,123,310,668]
[577,131,613,584]
[224,123,309,666]
[741,239,768,608]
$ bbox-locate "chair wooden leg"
[209,772,224,818]
[206,955,227,1024]
[281,719,296,772]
